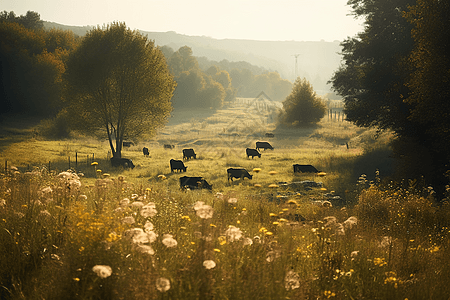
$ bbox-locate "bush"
[38,109,71,139]
[278,78,326,127]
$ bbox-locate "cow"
[170,159,187,172]
[110,157,135,169]
[293,164,319,173]
[227,168,253,182]
[265,133,274,138]
[143,147,149,157]
[179,176,212,190]
[182,148,197,160]
[122,141,134,147]
[164,144,175,149]
[256,141,274,151]
[246,148,261,159]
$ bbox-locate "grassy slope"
[0,101,391,202]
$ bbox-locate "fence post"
[87,155,89,167]
[48,161,51,172]
[76,152,78,168]
[5,160,7,174]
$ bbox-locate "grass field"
[1,102,449,299]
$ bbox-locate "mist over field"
[43,21,341,93]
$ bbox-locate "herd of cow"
[111,141,322,191]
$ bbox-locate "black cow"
[182,148,197,160]
[170,159,187,172]
[143,147,149,157]
[256,141,274,151]
[111,157,135,169]
[227,168,253,182]
[293,164,319,173]
[265,133,274,138]
[246,148,261,159]
[164,144,175,149]
[123,141,134,147]
[179,176,212,190]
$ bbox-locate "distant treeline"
[0,11,293,120]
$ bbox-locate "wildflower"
[225,226,243,242]
[380,236,392,248]
[131,194,139,200]
[343,216,357,229]
[266,250,280,262]
[215,192,224,199]
[92,265,112,279]
[91,162,98,166]
[285,270,300,290]
[118,175,125,182]
[78,194,88,201]
[136,244,155,255]
[203,260,216,269]
[162,234,178,248]
[373,257,387,267]
[253,168,261,173]
[317,172,327,176]
[144,221,154,232]
[268,184,278,188]
[254,184,262,188]
[131,201,144,209]
[122,216,135,224]
[141,203,158,218]
[156,277,171,292]
[0,199,5,208]
[268,171,277,175]
[265,231,273,236]
[218,236,227,245]
[351,251,359,259]
[194,201,214,219]
[228,197,238,204]
[158,174,167,180]
[214,248,221,253]
[242,237,253,246]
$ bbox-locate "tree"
[278,78,326,127]
[329,0,415,135]
[64,22,176,159]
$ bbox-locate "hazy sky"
[2,0,364,42]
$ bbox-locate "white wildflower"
[227,197,238,204]
[144,221,154,232]
[141,203,157,218]
[156,277,170,292]
[343,216,358,229]
[131,201,144,209]
[285,270,300,290]
[225,226,243,242]
[120,198,130,207]
[122,216,135,224]
[136,244,155,255]
[203,260,216,269]
[92,265,112,279]
[242,237,253,246]
[194,201,214,219]
[162,234,178,248]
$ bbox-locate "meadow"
[1,101,449,299]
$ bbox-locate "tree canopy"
[0,12,75,118]
[329,0,450,195]
[278,77,326,127]
[64,22,176,158]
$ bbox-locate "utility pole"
[292,54,300,81]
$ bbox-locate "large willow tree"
[65,22,176,159]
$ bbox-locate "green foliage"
[167,46,228,110]
[64,22,176,159]
[0,15,75,118]
[0,10,43,30]
[278,78,326,127]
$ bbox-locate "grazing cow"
[110,157,135,169]
[265,133,274,138]
[164,144,175,149]
[246,148,261,159]
[179,176,212,190]
[182,148,197,160]
[143,147,149,157]
[170,159,187,172]
[293,164,319,173]
[256,141,274,151]
[227,168,253,182]
[122,141,134,147]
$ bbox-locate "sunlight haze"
[2,0,363,41]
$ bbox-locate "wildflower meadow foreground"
[1,167,450,300]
